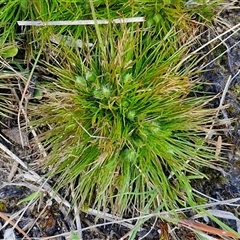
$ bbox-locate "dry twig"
[0,211,31,240]
[17,17,145,26]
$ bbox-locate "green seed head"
[102,85,111,98]
[127,110,136,121]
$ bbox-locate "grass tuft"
[30,23,220,215]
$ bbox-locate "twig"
[17,17,145,26]
[0,211,31,240]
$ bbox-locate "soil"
[0,1,240,240]
[200,2,240,196]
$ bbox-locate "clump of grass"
[30,23,220,215]
[0,0,221,50]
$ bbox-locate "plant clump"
[0,0,219,52]
[31,24,219,215]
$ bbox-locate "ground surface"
[0,2,240,240]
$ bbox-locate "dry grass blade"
[175,21,240,71]
[179,219,239,238]
[71,183,82,239]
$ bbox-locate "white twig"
[17,17,145,26]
